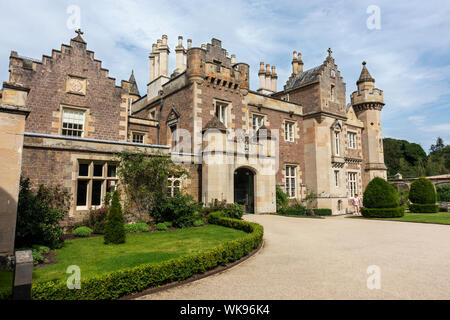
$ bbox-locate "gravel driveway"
[137,215,450,300]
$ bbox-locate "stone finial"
[357,61,375,85]
[71,28,86,44]
[328,48,333,57]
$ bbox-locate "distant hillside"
[384,137,450,178]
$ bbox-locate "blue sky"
[1,0,449,151]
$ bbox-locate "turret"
[186,47,206,83]
[351,61,387,187]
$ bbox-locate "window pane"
[77,180,88,206]
[107,180,116,193]
[92,180,102,206]
[79,163,89,176]
[94,164,103,177]
[107,165,117,178]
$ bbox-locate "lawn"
[0,271,13,298]
[33,225,246,284]
[350,211,450,225]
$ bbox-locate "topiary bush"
[104,191,126,245]
[409,178,437,204]
[409,204,439,213]
[408,178,438,213]
[72,227,93,238]
[124,222,149,233]
[362,177,404,218]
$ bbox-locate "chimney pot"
[187,39,192,49]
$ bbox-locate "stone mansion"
[0,31,387,226]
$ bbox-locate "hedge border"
[30,212,264,300]
[361,207,405,218]
[409,203,440,214]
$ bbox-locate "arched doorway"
[234,168,255,214]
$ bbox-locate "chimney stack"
[265,64,272,91]
[271,66,278,92]
[187,39,192,49]
[175,36,186,74]
[158,35,170,77]
[292,51,299,75]
[298,52,304,73]
[258,62,265,91]
[231,54,236,65]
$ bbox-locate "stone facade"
[0,31,387,224]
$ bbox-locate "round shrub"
[363,177,399,209]
[222,203,244,220]
[409,178,437,205]
[72,227,93,238]
[156,223,168,231]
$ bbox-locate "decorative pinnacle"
[362,61,367,66]
[76,29,84,36]
[328,48,333,57]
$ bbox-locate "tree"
[15,178,70,249]
[117,151,188,217]
[104,191,126,244]
[430,137,445,153]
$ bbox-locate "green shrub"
[222,203,244,220]
[313,209,332,216]
[409,178,437,204]
[363,177,399,208]
[31,211,264,300]
[15,178,70,249]
[409,203,440,213]
[85,207,109,234]
[72,227,93,238]
[104,191,126,245]
[280,203,306,216]
[156,223,168,231]
[361,207,405,218]
[17,245,51,265]
[124,222,149,233]
[398,190,410,207]
[163,222,173,228]
[151,193,203,228]
[276,187,289,213]
[193,220,204,227]
[437,185,450,202]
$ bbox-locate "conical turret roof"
[357,61,375,85]
[128,70,140,96]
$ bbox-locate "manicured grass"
[33,225,246,284]
[349,211,450,225]
[0,271,13,299]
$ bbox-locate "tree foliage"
[117,151,188,217]
[363,177,399,209]
[384,137,449,178]
[15,178,71,249]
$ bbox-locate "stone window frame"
[285,164,298,199]
[284,119,296,143]
[75,160,119,211]
[131,131,146,144]
[251,112,265,134]
[334,170,340,187]
[330,84,336,102]
[331,121,343,157]
[167,176,182,198]
[60,105,88,138]
[348,171,358,198]
[347,130,357,149]
[214,99,230,128]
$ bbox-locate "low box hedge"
[313,209,332,216]
[409,203,440,213]
[361,207,405,218]
[31,212,263,300]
